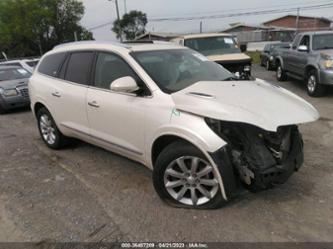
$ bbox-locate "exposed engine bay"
[206,119,304,191]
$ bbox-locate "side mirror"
[298,45,309,52]
[240,44,247,53]
[110,76,139,93]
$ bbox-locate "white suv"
[29,41,319,209]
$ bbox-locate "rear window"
[64,52,94,85]
[0,68,31,81]
[38,53,67,77]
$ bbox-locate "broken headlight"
[205,118,299,191]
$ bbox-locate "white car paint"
[171,80,319,132]
[29,41,319,203]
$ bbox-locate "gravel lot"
[0,65,332,242]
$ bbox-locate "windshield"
[0,68,31,81]
[184,36,241,56]
[132,49,234,93]
[313,34,333,50]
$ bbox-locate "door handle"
[88,101,100,108]
[52,92,61,98]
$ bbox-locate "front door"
[86,52,150,162]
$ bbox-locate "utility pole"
[109,0,123,42]
[296,7,300,34]
[200,21,203,33]
[124,0,127,14]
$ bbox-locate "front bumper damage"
[207,120,304,198]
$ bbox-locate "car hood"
[171,79,319,131]
[206,53,251,62]
[0,78,29,89]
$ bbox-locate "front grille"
[219,62,251,74]
[18,88,29,99]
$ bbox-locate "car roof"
[299,30,333,36]
[52,41,184,54]
[177,33,233,39]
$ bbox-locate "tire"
[306,69,326,97]
[153,141,226,209]
[266,60,272,71]
[276,63,287,81]
[36,107,68,149]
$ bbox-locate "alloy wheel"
[266,60,270,70]
[308,75,316,93]
[39,114,56,145]
[163,156,219,206]
[277,66,282,79]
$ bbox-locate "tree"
[112,10,147,41]
[0,0,94,58]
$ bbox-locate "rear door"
[48,51,94,138]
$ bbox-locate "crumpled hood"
[171,79,319,131]
[207,53,251,62]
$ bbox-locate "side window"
[64,52,94,85]
[299,35,310,48]
[94,52,139,90]
[38,53,67,77]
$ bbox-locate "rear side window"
[38,53,67,77]
[64,52,94,85]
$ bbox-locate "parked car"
[29,41,319,209]
[0,58,40,73]
[0,66,31,114]
[275,31,333,97]
[172,33,252,79]
[260,42,290,70]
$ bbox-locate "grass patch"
[246,51,261,64]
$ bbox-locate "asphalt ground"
[0,64,332,242]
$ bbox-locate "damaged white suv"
[29,41,319,209]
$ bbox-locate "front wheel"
[307,70,326,97]
[37,107,68,149]
[266,60,272,71]
[276,64,287,81]
[153,141,226,209]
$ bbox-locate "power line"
[149,3,333,22]
[148,0,333,19]
[87,2,333,31]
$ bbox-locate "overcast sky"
[80,0,333,41]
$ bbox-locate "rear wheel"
[153,141,226,209]
[276,63,287,81]
[307,69,326,97]
[37,107,68,149]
